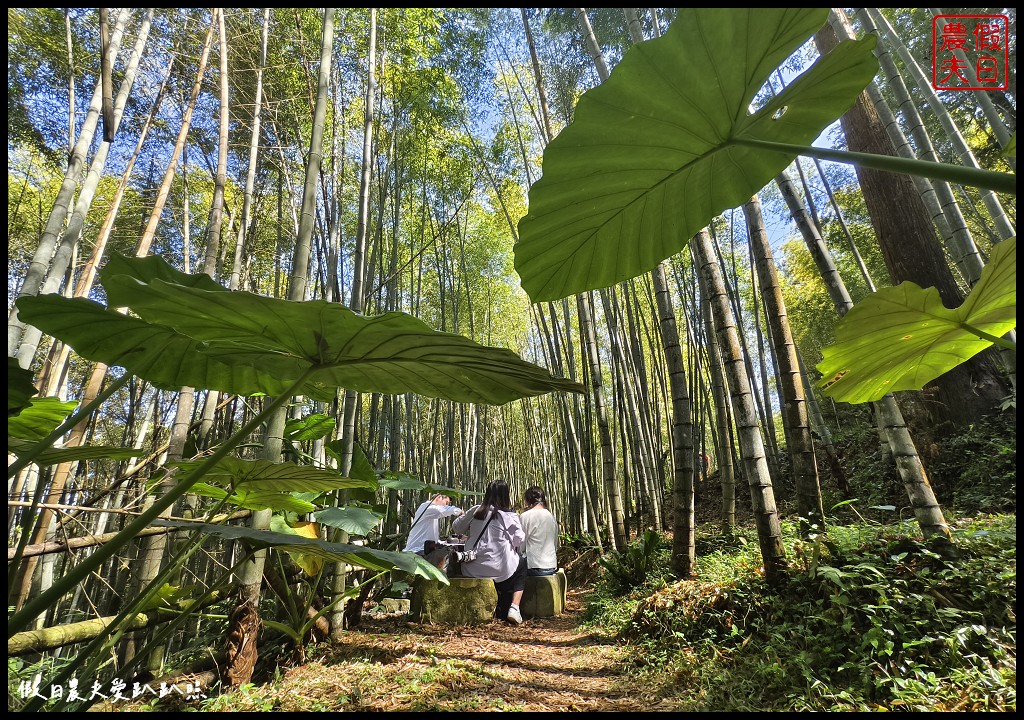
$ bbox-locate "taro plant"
[8,251,584,649]
[514,7,1015,395]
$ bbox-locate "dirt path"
[232,588,673,712]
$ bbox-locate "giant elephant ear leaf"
[269,517,325,576]
[167,457,376,495]
[817,237,1016,403]
[8,397,79,441]
[514,8,879,301]
[12,296,300,398]
[285,413,336,443]
[7,438,145,467]
[100,252,224,302]
[188,482,319,514]
[313,506,384,537]
[47,253,583,405]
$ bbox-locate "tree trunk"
[779,165,952,544]
[8,9,128,360]
[623,5,696,575]
[692,229,787,583]
[225,6,335,685]
[859,9,1015,240]
[744,194,825,535]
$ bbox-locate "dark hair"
[524,486,546,509]
[475,480,513,519]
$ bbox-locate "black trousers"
[494,555,527,618]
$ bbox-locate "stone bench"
[521,568,567,619]
[410,568,568,624]
[410,577,497,625]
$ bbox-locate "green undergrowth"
[581,513,1016,711]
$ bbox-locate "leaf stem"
[961,323,1017,350]
[730,137,1016,195]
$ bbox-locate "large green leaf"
[168,457,376,495]
[7,438,146,466]
[13,296,298,397]
[375,472,480,499]
[107,275,585,404]
[817,237,1016,403]
[323,440,376,483]
[154,520,448,582]
[22,252,582,405]
[101,252,225,299]
[8,397,79,441]
[188,482,318,513]
[514,8,879,301]
[376,473,432,492]
[285,413,336,442]
[8,359,37,416]
[313,506,385,536]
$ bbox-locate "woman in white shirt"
[452,480,527,624]
[520,486,559,577]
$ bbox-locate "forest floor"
[188,585,675,712]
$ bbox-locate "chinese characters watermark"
[932,14,1009,90]
[17,677,207,705]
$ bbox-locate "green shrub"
[605,514,1016,711]
[931,411,1016,513]
[598,529,668,594]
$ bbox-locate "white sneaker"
[507,606,523,624]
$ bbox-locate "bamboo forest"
[7,7,1016,713]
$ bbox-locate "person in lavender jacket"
[452,480,527,625]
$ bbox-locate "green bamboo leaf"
[817,237,1016,403]
[313,506,385,536]
[8,359,37,416]
[8,397,79,441]
[515,8,879,301]
[154,520,448,582]
[168,457,375,495]
[285,413,336,442]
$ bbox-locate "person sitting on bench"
[521,485,559,577]
[404,494,464,569]
[452,480,527,625]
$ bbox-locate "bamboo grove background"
[7,7,1016,687]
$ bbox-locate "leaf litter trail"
[267,588,674,712]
